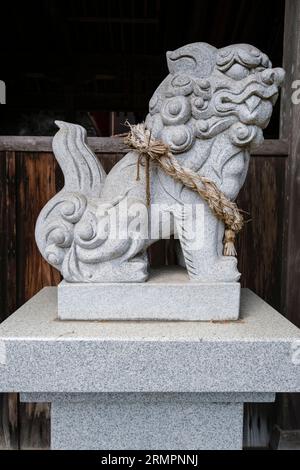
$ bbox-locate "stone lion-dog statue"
[35,42,284,283]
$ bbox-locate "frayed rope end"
[223,229,237,256]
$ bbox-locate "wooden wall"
[0,137,293,449]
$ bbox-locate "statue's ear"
[166,43,217,77]
[166,51,197,74]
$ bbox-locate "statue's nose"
[261,67,285,86]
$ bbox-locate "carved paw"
[214,256,241,282]
[122,257,149,282]
[190,255,240,282]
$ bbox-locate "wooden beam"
[0,136,126,153]
[67,17,159,24]
[0,136,289,156]
[251,139,288,156]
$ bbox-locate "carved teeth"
[245,95,261,113]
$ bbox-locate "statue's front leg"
[177,202,240,282]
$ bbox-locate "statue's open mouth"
[216,83,279,115]
[245,95,262,113]
[245,91,278,113]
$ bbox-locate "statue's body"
[35,43,284,283]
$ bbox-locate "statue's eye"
[225,63,250,80]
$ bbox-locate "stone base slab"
[20,392,275,450]
[58,267,240,321]
[1,288,300,450]
[1,288,300,393]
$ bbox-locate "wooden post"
[280,0,300,327]
[278,0,300,432]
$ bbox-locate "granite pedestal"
[58,267,240,321]
[0,288,300,450]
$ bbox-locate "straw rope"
[122,123,244,256]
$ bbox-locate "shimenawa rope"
[121,123,244,256]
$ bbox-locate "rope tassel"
[223,229,237,257]
[123,122,244,256]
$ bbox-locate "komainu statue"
[35,43,284,283]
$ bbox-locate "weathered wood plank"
[280,0,300,326]
[0,136,128,154]
[277,0,300,433]
[0,152,7,320]
[0,394,19,450]
[16,152,61,304]
[251,139,288,156]
[237,157,285,311]
[280,0,295,140]
[0,136,289,156]
[15,152,60,449]
[0,152,18,319]
[0,151,19,450]
[97,153,123,173]
[243,403,276,449]
[276,393,300,431]
[18,402,50,450]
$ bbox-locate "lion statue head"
[145,43,284,154]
